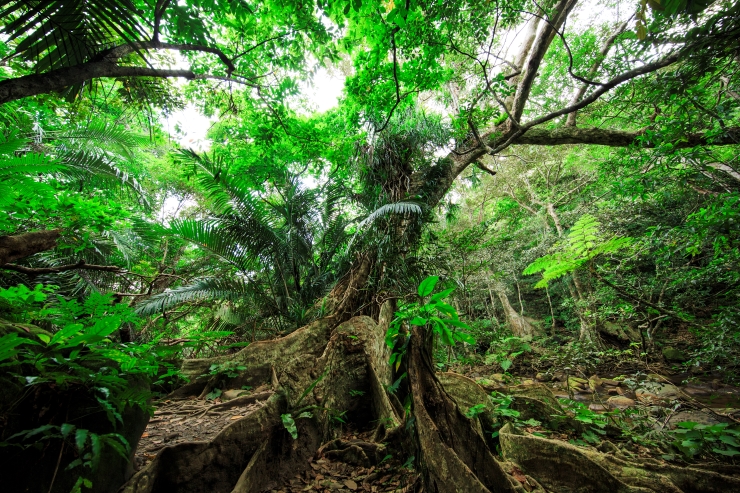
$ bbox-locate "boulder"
[662,347,688,363]
[601,321,641,342]
[606,396,635,409]
[221,389,250,401]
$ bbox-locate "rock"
[606,396,635,409]
[490,373,505,382]
[601,321,641,342]
[635,390,662,404]
[668,409,729,428]
[683,384,711,397]
[522,379,535,386]
[607,388,619,395]
[221,389,249,401]
[601,378,620,387]
[662,347,688,363]
[535,372,549,382]
[655,383,680,399]
[588,404,608,412]
[588,375,602,390]
[567,377,586,390]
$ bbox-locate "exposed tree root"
[124,311,740,493]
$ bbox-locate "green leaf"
[453,332,476,345]
[418,276,439,297]
[429,288,454,303]
[75,428,89,452]
[409,316,427,326]
[61,423,76,438]
[281,413,298,439]
[712,447,740,456]
[719,435,740,447]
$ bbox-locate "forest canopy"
[1,0,739,492]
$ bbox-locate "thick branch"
[566,20,629,126]
[1,260,121,275]
[513,126,740,147]
[510,0,578,122]
[0,41,244,104]
[0,230,61,265]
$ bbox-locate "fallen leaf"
[344,479,358,490]
[230,415,244,420]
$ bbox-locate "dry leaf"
[344,479,358,490]
[230,415,243,420]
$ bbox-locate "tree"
[3,1,740,492]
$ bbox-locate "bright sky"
[164,67,345,152]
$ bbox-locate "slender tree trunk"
[494,285,538,338]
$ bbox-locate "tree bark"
[0,230,61,266]
[494,285,538,338]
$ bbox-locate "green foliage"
[669,421,740,459]
[386,276,475,370]
[524,215,633,289]
[484,337,531,372]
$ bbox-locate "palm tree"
[136,149,353,331]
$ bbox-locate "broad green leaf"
[418,276,439,297]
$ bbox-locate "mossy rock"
[662,347,688,363]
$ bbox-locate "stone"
[588,404,608,412]
[601,321,641,342]
[655,383,680,399]
[606,396,635,409]
[588,375,602,390]
[635,390,661,404]
[490,373,505,382]
[601,378,620,386]
[567,377,586,390]
[668,409,727,428]
[221,389,250,401]
[662,347,688,363]
[535,372,549,382]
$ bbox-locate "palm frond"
[0,131,28,155]
[135,278,254,316]
[357,201,424,229]
[58,121,150,161]
[1,0,147,72]
[170,219,254,270]
[60,148,146,198]
[0,152,66,175]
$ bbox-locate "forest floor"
[133,349,740,491]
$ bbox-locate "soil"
[134,385,275,472]
[271,431,417,493]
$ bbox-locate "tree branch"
[1,260,121,275]
[566,20,629,126]
[0,40,253,104]
[0,230,61,265]
[513,125,740,147]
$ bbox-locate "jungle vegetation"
[1,0,739,492]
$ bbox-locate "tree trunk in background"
[494,285,538,338]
